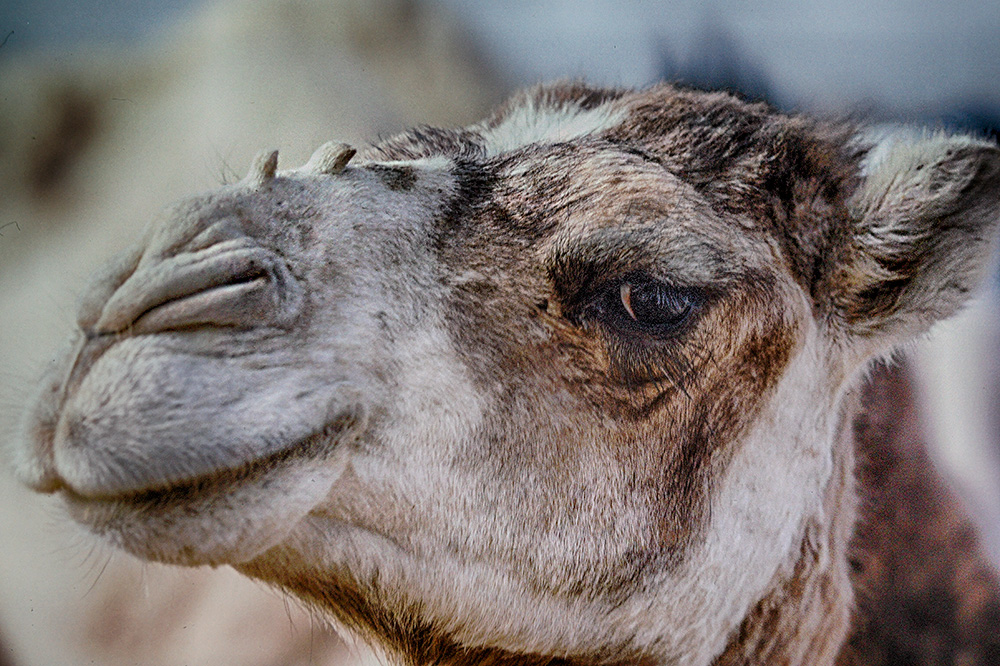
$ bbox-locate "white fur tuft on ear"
[838,129,1000,342]
[853,129,996,218]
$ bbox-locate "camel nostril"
[92,242,299,334]
[75,244,144,333]
[131,268,271,334]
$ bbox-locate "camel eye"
[598,275,701,337]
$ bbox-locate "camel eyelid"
[567,272,706,345]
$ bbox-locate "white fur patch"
[856,126,991,196]
[480,99,626,156]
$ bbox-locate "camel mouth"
[57,412,362,566]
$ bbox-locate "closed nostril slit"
[76,244,144,333]
[93,243,297,334]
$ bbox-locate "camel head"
[17,83,1000,665]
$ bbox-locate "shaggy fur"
[842,363,1000,666]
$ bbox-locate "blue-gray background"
[4,0,999,126]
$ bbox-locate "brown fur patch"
[249,564,658,666]
[601,85,859,311]
[369,164,418,191]
[839,363,1000,666]
[432,142,801,581]
[363,125,484,161]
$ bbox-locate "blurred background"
[1,1,998,664]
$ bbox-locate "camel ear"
[834,130,1000,343]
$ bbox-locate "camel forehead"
[371,81,807,170]
[368,83,855,299]
[360,84,810,417]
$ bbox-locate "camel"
[15,82,1000,665]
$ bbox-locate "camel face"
[17,84,1000,665]
[17,145,462,564]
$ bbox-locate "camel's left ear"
[833,131,1000,344]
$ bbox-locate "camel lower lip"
[47,332,359,499]
[61,413,356,507]
[58,420,356,567]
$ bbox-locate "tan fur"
[15,82,1000,665]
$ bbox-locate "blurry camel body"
[14,82,1000,665]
